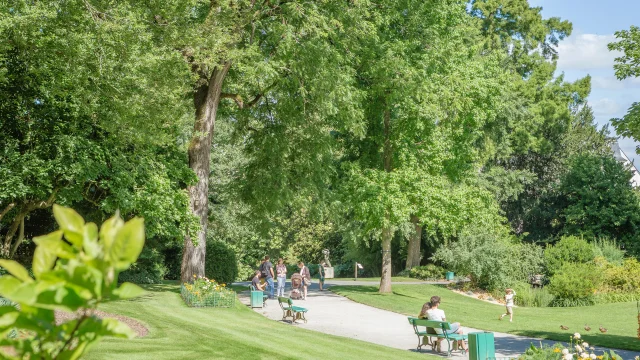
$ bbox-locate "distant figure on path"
[426,296,468,351]
[499,288,516,322]
[317,263,326,291]
[252,270,267,291]
[263,256,275,299]
[276,258,287,297]
[298,261,311,300]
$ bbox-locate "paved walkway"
[236,280,640,359]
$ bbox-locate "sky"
[529,0,640,164]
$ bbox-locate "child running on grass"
[499,288,516,322]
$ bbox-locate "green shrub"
[119,246,167,284]
[548,262,600,304]
[432,229,512,291]
[592,238,625,265]
[601,258,640,293]
[396,269,411,277]
[205,241,238,284]
[511,283,555,307]
[162,243,182,281]
[544,236,594,276]
[508,242,545,282]
[594,291,640,304]
[409,264,445,280]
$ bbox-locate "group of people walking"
[252,256,326,300]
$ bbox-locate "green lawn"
[332,284,640,352]
[328,277,419,282]
[85,283,438,360]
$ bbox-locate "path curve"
[236,281,640,359]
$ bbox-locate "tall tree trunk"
[379,107,393,294]
[405,214,422,270]
[181,63,231,283]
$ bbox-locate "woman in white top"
[421,296,468,351]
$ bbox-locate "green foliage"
[544,236,595,276]
[0,205,144,359]
[517,343,562,360]
[508,242,545,281]
[592,238,625,265]
[119,246,167,285]
[0,0,196,258]
[432,228,513,291]
[408,265,445,280]
[548,263,600,304]
[609,26,640,143]
[511,283,554,308]
[601,258,640,293]
[205,241,238,285]
[556,154,640,254]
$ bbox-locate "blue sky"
[530,0,640,164]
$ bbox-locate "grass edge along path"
[331,284,640,352]
[85,283,440,360]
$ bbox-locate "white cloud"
[591,97,621,116]
[591,76,640,90]
[556,34,622,71]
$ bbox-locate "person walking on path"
[426,296,468,352]
[499,288,516,322]
[262,256,275,299]
[276,258,287,297]
[298,261,311,300]
[317,263,326,291]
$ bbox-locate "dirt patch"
[55,310,149,337]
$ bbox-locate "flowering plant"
[518,334,622,360]
[181,275,235,307]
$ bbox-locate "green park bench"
[407,317,468,356]
[250,285,268,307]
[278,297,308,323]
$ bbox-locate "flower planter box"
[180,284,236,308]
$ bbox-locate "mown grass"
[331,284,640,352]
[329,277,419,282]
[85,283,438,360]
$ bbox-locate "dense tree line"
[2,1,639,292]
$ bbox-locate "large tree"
[338,0,507,292]
[0,1,193,258]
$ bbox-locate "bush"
[119,246,167,284]
[409,264,445,280]
[548,262,600,304]
[162,243,182,281]
[432,229,512,291]
[544,236,594,276]
[205,241,238,284]
[511,282,555,307]
[601,258,640,293]
[508,242,545,281]
[592,238,625,265]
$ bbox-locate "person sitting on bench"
[252,270,267,291]
[423,296,468,351]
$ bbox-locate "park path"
[236,280,640,359]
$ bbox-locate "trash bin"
[250,290,264,308]
[445,271,455,281]
[468,332,495,360]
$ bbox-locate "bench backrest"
[250,285,256,291]
[278,296,292,306]
[407,316,452,332]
